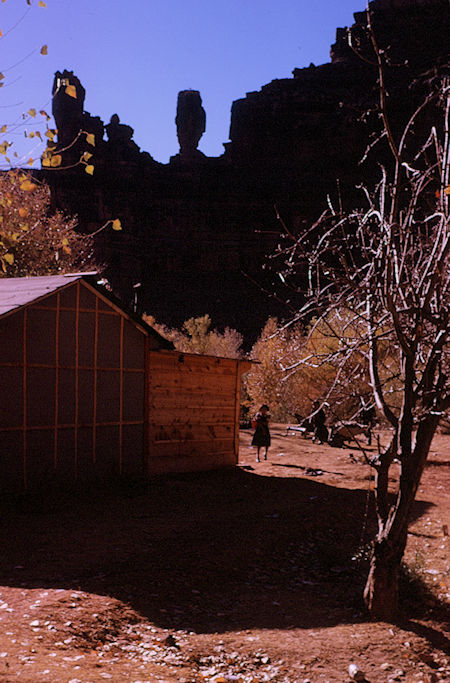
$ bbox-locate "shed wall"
[147,351,241,475]
[0,280,147,493]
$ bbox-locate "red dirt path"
[0,427,448,682]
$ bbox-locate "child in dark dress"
[251,404,271,462]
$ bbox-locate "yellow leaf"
[4,253,14,265]
[5,156,10,163]
[40,44,48,55]
[45,129,56,140]
[65,84,77,98]
[0,125,7,133]
[38,1,47,6]
[0,142,8,154]
[28,131,35,138]
[61,237,69,246]
[50,154,62,167]
[81,151,93,162]
[444,186,450,196]
[18,207,29,218]
[11,233,19,241]
[85,164,94,176]
[28,108,36,118]
[27,158,34,166]
[42,157,51,167]
[0,73,4,81]
[62,245,71,254]
[112,219,122,231]
[86,133,95,146]
[20,180,36,192]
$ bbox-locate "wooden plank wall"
[147,351,242,475]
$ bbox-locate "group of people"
[250,399,375,461]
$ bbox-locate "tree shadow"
[0,467,440,640]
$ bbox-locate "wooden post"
[22,308,27,490]
[143,338,150,476]
[119,315,124,475]
[92,295,99,463]
[233,361,240,464]
[54,292,60,469]
[74,281,80,479]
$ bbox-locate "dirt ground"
[0,427,448,683]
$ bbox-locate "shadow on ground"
[0,467,437,636]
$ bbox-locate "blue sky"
[1,0,366,167]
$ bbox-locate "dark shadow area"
[425,460,450,467]
[0,467,440,640]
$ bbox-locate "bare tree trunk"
[363,525,408,620]
[364,415,441,619]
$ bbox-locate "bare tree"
[274,28,449,617]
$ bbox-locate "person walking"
[251,404,271,462]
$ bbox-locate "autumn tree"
[144,314,244,359]
[0,169,93,275]
[272,22,449,616]
[245,317,307,421]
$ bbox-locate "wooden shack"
[0,274,250,494]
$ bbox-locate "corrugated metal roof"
[0,273,82,316]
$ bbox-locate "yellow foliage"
[245,318,306,421]
[145,314,244,359]
[50,154,62,167]
[28,108,36,118]
[112,219,122,231]
[86,133,95,147]
[85,164,94,176]
[65,84,77,98]
[40,44,48,55]
[19,180,36,192]
[0,170,93,276]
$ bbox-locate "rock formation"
[38,0,449,342]
[174,90,206,162]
